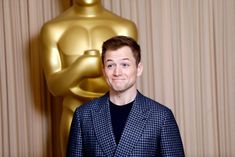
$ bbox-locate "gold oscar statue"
[40,0,137,156]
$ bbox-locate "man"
[67,36,185,156]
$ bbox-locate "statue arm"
[40,25,102,96]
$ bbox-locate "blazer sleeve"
[67,110,83,157]
[160,109,185,157]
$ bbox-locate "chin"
[110,88,123,93]
[112,87,128,93]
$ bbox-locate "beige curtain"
[0,0,234,156]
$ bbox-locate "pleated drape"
[0,0,234,156]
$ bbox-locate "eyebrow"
[105,58,130,62]
[122,58,130,61]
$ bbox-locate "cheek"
[129,69,138,76]
[102,70,111,79]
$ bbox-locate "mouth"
[112,78,124,81]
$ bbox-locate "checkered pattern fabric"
[67,91,185,157]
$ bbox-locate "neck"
[109,89,137,106]
[73,2,104,17]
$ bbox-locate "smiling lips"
[112,78,125,81]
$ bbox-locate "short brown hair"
[101,36,141,65]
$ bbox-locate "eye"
[121,63,130,68]
[106,63,115,69]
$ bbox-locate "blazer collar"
[91,93,117,156]
[114,91,151,156]
[92,91,152,156]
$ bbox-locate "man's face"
[102,46,143,93]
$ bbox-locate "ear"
[101,65,105,75]
[137,62,143,76]
[102,65,106,76]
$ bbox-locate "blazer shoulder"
[138,92,173,115]
[74,93,109,114]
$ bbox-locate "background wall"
[0,0,235,156]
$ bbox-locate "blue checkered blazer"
[67,91,184,157]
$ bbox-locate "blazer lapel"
[91,94,117,156]
[114,92,151,156]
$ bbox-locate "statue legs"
[60,95,82,157]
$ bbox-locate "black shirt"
[109,100,134,144]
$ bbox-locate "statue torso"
[44,12,137,101]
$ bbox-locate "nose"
[113,66,122,76]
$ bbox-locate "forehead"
[104,46,135,61]
[75,0,100,5]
